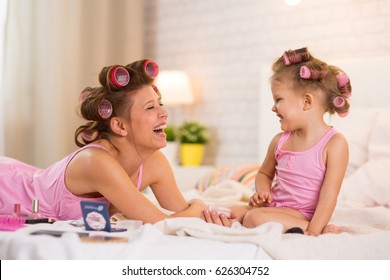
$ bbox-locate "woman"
[0,59,233,226]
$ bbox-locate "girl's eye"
[146,106,154,110]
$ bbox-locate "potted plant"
[161,125,179,165]
[177,121,209,166]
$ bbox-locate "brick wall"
[144,0,390,166]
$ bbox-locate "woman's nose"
[160,106,168,119]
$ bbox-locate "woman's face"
[125,85,168,151]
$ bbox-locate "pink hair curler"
[337,72,352,97]
[79,87,92,102]
[337,111,348,117]
[283,53,291,65]
[109,66,130,87]
[333,96,348,117]
[283,48,310,65]
[333,96,346,108]
[98,99,113,119]
[300,65,311,79]
[81,130,98,142]
[336,73,350,87]
[300,65,327,80]
[151,84,160,96]
[143,60,159,79]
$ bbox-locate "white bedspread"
[1,180,389,260]
[155,180,390,260]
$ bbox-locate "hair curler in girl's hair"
[98,99,113,119]
[109,66,130,88]
[300,65,327,80]
[283,47,310,65]
[332,96,345,108]
[336,73,352,98]
[143,60,159,79]
[332,96,348,117]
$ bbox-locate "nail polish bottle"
[12,203,21,217]
[29,199,41,218]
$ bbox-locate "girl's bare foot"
[322,224,340,234]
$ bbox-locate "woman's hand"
[187,199,208,215]
[202,208,238,227]
[249,191,273,207]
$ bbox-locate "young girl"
[242,47,351,235]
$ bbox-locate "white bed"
[1,56,390,260]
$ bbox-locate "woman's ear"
[110,117,128,136]
[303,93,314,110]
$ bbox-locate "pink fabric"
[267,128,339,219]
[0,144,143,220]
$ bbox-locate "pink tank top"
[267,128,339,219]
[0,144,143,220]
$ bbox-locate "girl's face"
[125,85,168,151]
[271,80,306,132]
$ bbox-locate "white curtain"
[0,0,144,167]
[0,0,8,155]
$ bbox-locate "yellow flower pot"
[180,144,205,166]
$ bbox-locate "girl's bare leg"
[230,205,252,223]
[242,207,309,230]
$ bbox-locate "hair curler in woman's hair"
[143,60,159,79]
[98,99,113,119]
[151,84,161,97]
[283,47,310,65]
[336,72,352,98]
[299,65,327,80]
[79,87,93,102]
[81,130,98,142]
[109,66,130,88]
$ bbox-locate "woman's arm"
[66,149,206,224]
[142,150,190,212]
[306,133,349,235]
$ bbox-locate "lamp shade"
[155,71,194,107]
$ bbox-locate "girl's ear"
[303,93,314,110]
[110,117,128,136]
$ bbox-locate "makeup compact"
[80,201,127,232]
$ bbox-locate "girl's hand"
[249,191,273,207]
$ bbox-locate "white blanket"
[155,181,390,260]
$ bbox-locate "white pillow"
[327,107,378,177]
[339,110,390,206]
